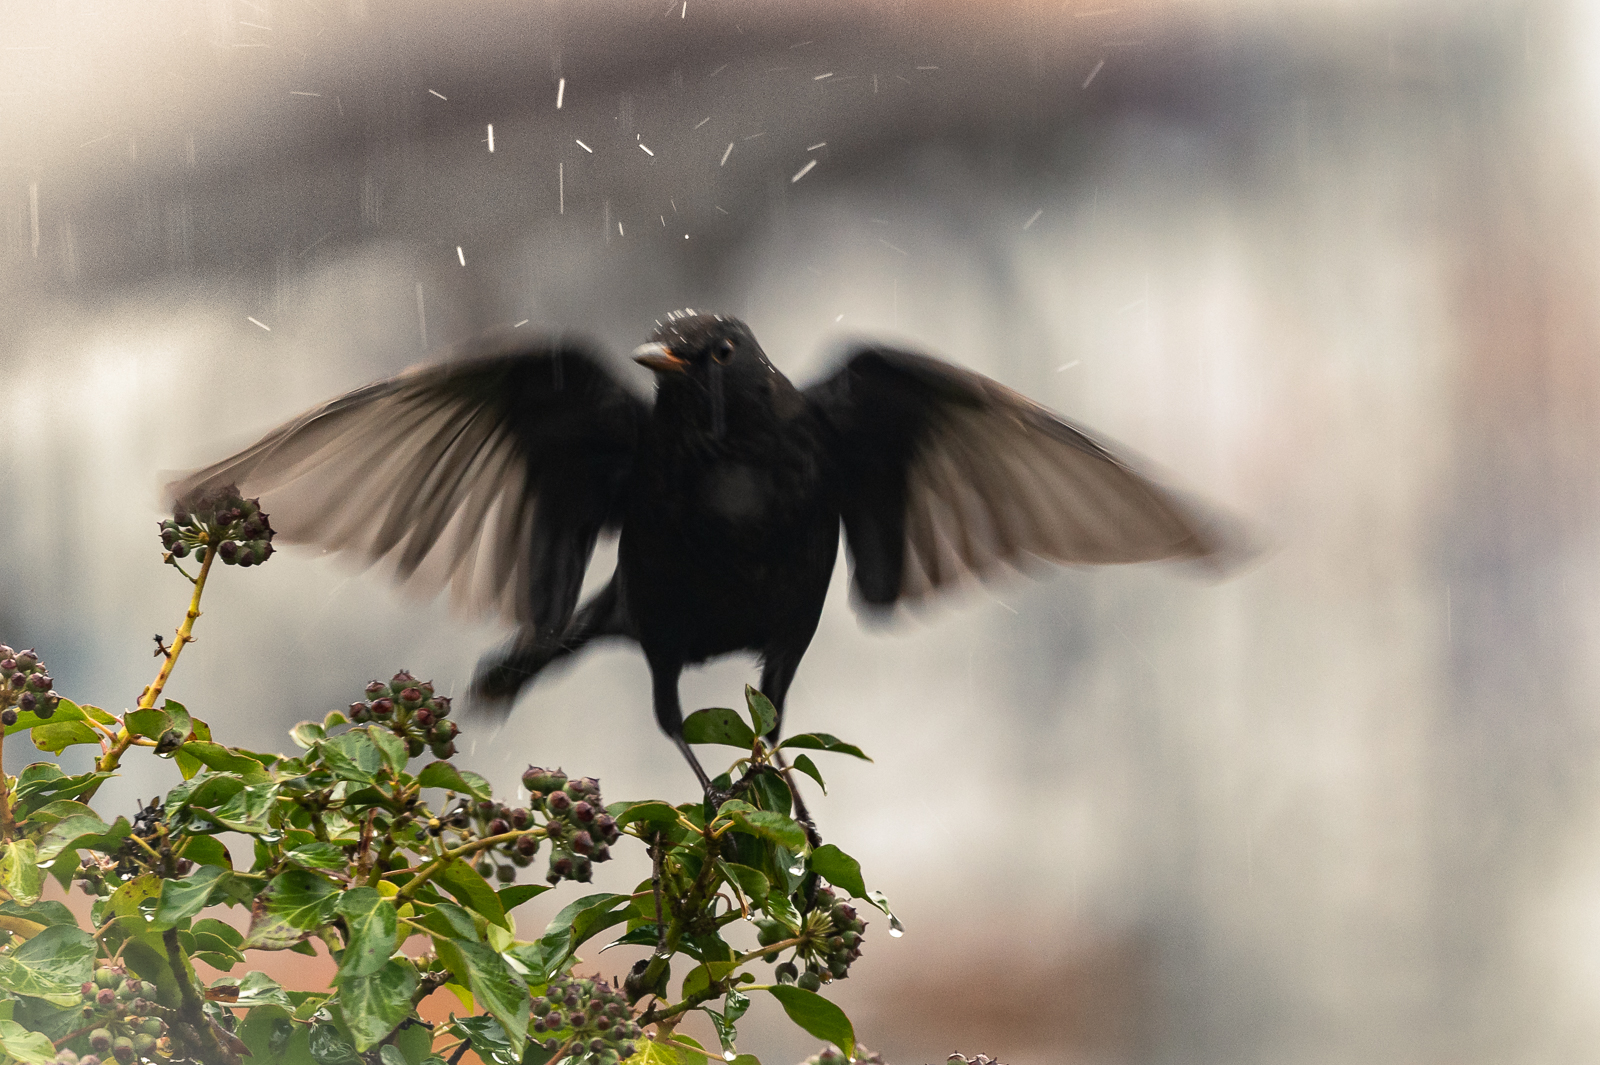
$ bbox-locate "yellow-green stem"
[92,547,215,784]
[0,728,12,841]
[393,826,547,903]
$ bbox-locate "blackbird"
[169,311,1231,793]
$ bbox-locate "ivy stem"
[392,826,547,902]
[0,726,13,842]
[87,546,215,798]
[164,926,242,1065]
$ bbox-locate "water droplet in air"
[888,915,906,938]
[724,1052,737,1061]
[743,913,755,922]
[788,863,804,875]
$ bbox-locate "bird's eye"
[713,338,736,364]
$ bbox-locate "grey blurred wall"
[6,2,1600,1063]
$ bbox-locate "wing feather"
[166,330,645,629]
[807,346,1231,610]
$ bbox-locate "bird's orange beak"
[633,343,688,374]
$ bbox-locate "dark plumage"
[169,312,1231,791]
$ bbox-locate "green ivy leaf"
[609,800,683,828]
[680,960,741,1000]
[496,884,550,911]
[334,888,397,980]
[27,719,100,754]
[238,1004,310,1064]
[11,766,112,821]
[290,721,326,749]
[681,707,757,748]
[716,862,770,905]
[309,1020,361,1065]
[365,727,407,775]
[764,986,855,1058]
[415,761,491,800]
[285,842,347,870]
[0,840,43,906]
[205,781,279,834]
[152,865,230,928]
[335,957,417,1052]
[535,893,631,976]
[434,938,528,1056]
[178,741,271,777]
[775,733,871,761]
[743,686,778,739]
[788,754,826,794]
[0,1018,57,1064]
[320,731,384,783]
[0,924,95,1006]
[808,845,867,899]
[244,870,338,948]
[435,859,510,930]
[714,800,808,853]
[34,813,117,864]
[178,834,233,870]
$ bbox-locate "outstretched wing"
[807,346,1228,609]
[166,330,646,630]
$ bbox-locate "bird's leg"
[472,577,627,706]
[758,654,823,849]
[648,655,721,803]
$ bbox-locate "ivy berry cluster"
[0,644,60,725]
[457,797,533,884]
[762,886,867,991]
[530,973,642,1065]
[521,768,621,884]
[803,1046,885,1065]
[160,483,275,567]
[348,671,459,759]
[64,965,167,1065]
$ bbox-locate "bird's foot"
[702,785,734,818]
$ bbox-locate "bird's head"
[633,311,792,431]
[632,311,768,380]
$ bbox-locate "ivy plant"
[0,489,902,1065]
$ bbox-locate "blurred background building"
[4,1,1600,1062]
